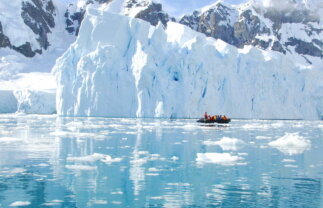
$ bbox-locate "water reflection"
[0,115,322,207]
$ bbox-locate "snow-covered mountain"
[53,8,323,119]
[179,0,322,65]
[0,0,56,58]
[0,0,173,79]
[1,0,321,73]
[0,0,75,80]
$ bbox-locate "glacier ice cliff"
[53,8,323,119]
[14,89,56,114]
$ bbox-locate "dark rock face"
[272,41,286,54]
[65,0,174,37]
[0,22,11,48]
[285,38,323,58]
[65,0,114,35]
[125,0,173,27]
[65,8,86,36]
[264,8,319,31]
[12,42,41,58]
[178,2,322,60]
[0,0,56,57]
[180,5,272,49]
[180,4,237,45]
[125,0,175,27]
[20,0,56,56]
[234,10,271,48]
[180,11,200,30]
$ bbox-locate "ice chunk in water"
[269,133,311,155]
[196,153,244,166]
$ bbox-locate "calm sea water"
[0,115,322,208]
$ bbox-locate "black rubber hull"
[197,118,231,124]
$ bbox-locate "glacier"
[53,8,323,119]
[0,72,56,115]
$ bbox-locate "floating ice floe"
[282,159,296,163]
[42,200,63,206]
[9,201,31,207]
[196,153,244,166]
[101,155,123,164]
[67,153,122,164]
[65,165,97,171]
[203,137,245,151]
[90,200,108,205]
[284,164,298,168]
[0,168,27,176]
[269,133,311,155]
[256,136,271,140]
[0,137,23,143]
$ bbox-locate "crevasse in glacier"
[53,8,323,119]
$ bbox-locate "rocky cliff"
[0,0,56,57]
[179,1,322,62]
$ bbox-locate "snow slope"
[0,0,75,80]
[53,8,323,119]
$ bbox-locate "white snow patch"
[269,133,311,155]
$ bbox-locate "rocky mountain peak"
[124,0,173,27]
[179,0,322,61]
[0,0,322,62]
[0,0,56,57]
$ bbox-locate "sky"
[156,0,248,17]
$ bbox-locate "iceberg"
[53,8,323,119]
[269,133,311,155]
[203,137,245,151]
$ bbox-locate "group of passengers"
[204,112,227,120]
